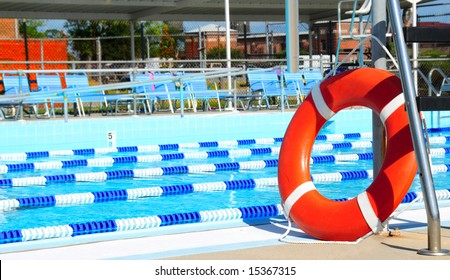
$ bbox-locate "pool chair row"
[0,72,236,120]
[0,72,145,120]
[245,69,323,110]
[130,72,236,114]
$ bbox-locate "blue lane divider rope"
[1,154,450,188]
[1,127,450,163]
[0,131,376,162]
[2,185,450,245]
[0,148,375,174]
[0,154,373,188]
[0,178,277,210]
[6,138,450,176]
[2,163,450,211]
[0,204,284,244]
[5,137,449,173]
[17,143,450,174]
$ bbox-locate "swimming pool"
[1,109,450,251]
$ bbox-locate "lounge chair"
[64,72,105,116]
[183,77,233,112]
[36,72,76,117]
[1,73,27,119]
[2,73,50,119]
[129,72,159,114]
[283,69,323,107]
[152,72,191,113]
[66,72,145,116]
[283,72,305,108]
[300,69,323,95]
[246,71,283,110]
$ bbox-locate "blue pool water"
[1,109,450,246]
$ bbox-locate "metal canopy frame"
[0,0,424,21]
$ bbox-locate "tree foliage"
[19,20,47,38]
[206,45,243,59]
[64,20,182,61]
[157,23,177,59]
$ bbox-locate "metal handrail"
[388,0,449,256]
[428,67,450,97]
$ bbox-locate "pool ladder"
[387,0,449,256]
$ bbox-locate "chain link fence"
[0,18,449,97]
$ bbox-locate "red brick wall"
[185,32,238,59]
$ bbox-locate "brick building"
[184,24,239,59]
[311,20,372,63]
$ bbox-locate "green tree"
[19,19,47,38]
[157,23,177,59]
[64,20,103,61]
[206,45,243,59]
[64,20,175,61]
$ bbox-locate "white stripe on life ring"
[357,192,383,233]
[312,84,335,120]
[283,181,316,216]
[379,93,405,124]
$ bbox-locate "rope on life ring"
[278,68,417,241]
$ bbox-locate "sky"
[416,0,450,23]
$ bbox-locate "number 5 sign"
[107,131,117,148]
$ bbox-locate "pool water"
[1,109,450,245]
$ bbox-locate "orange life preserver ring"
[278,68,417,241]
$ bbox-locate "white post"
[286,0,299,73]
[225,0,234,110]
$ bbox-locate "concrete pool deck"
[1,206,450,260]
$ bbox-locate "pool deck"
[2,205,450,260]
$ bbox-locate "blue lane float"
[2,187,450,245]
[0,178,277,210]
[1,140,450,175]
[2,168,450,212]
[0,131,377,162]
[1,127,449,163]
[1,154,450,188]
[0,147,378,174]
[0,153,384,188]
[0,204,285,244]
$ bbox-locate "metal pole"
[328,20,333,67]
[40,39,44,70]
[22,20,30,70]
[96,37,102,84]
[179,78,185,118]
[146,36,150,59]
[265,22,270,59]
[409,0,422,93]
[140,21,146,60]
[372,0,387,176]
[308,22,313,69]
[387,0,449,256]
[244,22,248,72]
[130,22,137,115]
[286,0,299,73]
[130,21,136,66]
[225,0,233,110]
